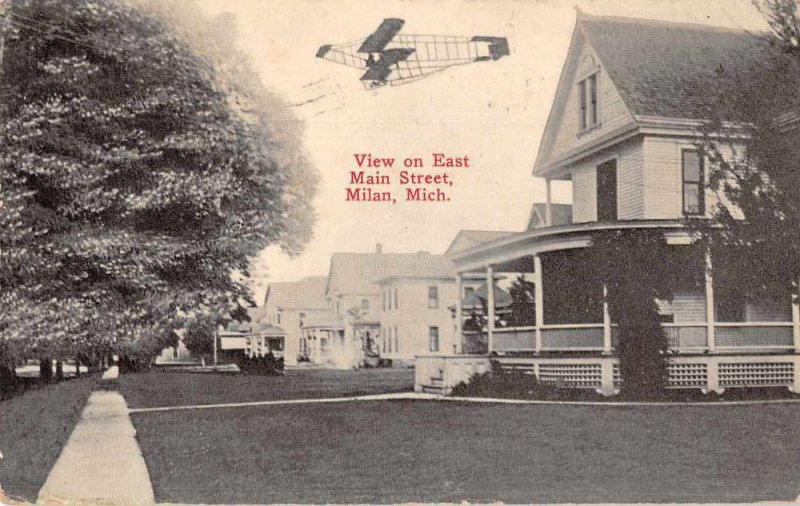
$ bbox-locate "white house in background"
[416,12,800,395]
[263,276,329,365]
[313,247,385,369]
[375,252,472,363]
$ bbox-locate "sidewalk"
[37,367,155,505]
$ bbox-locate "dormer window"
[578,74,598,131]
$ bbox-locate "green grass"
[131,400,800,504]
[120,368,414,408]
[0,376,97,501]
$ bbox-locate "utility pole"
[213,328,218,366]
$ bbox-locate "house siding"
[571,140,644,223]
[658,289,707,322]
[549,41,634,165]
[571,161,597,223]
[380,279,458,360]
[642,137,746,220]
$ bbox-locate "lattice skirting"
[718,362,794,387]
[416,354,800,395]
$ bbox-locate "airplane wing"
[360,48,415,83]
[357,18,405,53]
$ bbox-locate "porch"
[432,220,800,395]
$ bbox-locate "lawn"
[120,368,414,408]
[131,399,800,504]
[0,376,97,502]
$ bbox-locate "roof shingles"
[579,13,767,120]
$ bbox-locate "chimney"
[375,243,383,254]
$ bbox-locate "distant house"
[527,203,572,230]
[318,246,385,369]
[219,307,286,359]
[263,276,329,365]
[417,12,800,395]
[375,251,468,362]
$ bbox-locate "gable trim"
[533,13,638,176]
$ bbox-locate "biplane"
[316,18,509,89]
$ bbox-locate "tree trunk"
[39,358,52,383]
[75,356,81,378]
[55,360,64,381]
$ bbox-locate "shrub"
[450,361,605,401]
[236,353,284,376]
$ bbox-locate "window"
[578,73,599,131]
[464,286,475,300]
[382,290,386,311]
[429,327,439,352]
[394,326,398,353]
[394,287,399,309]
[596,159,617,221]
[387,289,392,310]
[276,312,281,325]
[682,150,704,216]
[428,286,439,308]
[388,327,392,352]
[299,312,306,325]
[361,299,369,310]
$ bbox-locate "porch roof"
[301,314,344,329]
[449,220,691,273]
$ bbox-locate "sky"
[196,0,768,298]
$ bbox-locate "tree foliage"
[182,318,216,358]
[697,0,800,300]
[0,0,317,368]
[505,275,536,327]
[543,230,700,398]
[588,230,676,398]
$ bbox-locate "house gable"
[534,14,637,178]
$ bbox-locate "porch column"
[545,179,552,227]
[533,254,544,353]
[486,265,496,354]
[602,284,612,354]
[793,280,800,353]
[455,272,464,354]
[705,250,716,353]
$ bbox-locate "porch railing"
[493,327,535,352]
[715,323,794,350]
[462,331,487,354]
[663,323,708,351]
[541,324,604,351]
[472,321,798,354]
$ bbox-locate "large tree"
[0,0,317,371]
[697,0,800,301]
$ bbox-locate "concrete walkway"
[38,368,155,505]
[127,390,800,415]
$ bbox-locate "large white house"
[376,251,469,362]
[416,12,800,395]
